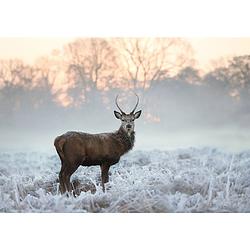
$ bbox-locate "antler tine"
[130,92,139,114]
[115,95,125,114]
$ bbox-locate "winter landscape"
[0,147,250,212]
[1,38,250,212]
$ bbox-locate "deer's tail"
[54,136,66,162]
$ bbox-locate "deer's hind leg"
[59,162,68,194]
[59,161,79,195]
[64,164,79,195]
[100,164,110,192]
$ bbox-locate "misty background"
[0,38,250,152]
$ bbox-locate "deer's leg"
[64,165,79,196]
[59,164,67,194]
[100,165,110,192]
[65,175,72,195]
[59,170,67,194]
[59,161,77,195]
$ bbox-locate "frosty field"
[0,147,250,212]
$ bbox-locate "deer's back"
[56,131,123,166]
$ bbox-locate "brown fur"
[54,126,135,194]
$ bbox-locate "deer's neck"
[116,126,135,153]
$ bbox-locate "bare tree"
[227,56,250,89]
[176,66,201,84]
[64,38,118,105]
[0,59,32,88]
[204,55,250,100]
[0,57,60,125]
[0,59,33,120]
[33,55,64,106]
[115,38,194,91]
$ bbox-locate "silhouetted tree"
[176,66,201,84]
[204,55,250,99]
[64,38,118,107]
[115,38,194,92]
[0,58,61,129]
[0,60,33,124]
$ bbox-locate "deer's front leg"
[100,165,110,192]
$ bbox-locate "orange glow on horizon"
[0,38,250,72]
[1,38,250,108]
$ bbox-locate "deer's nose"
[126,124,132,129]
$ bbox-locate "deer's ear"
[134,110,142,119]
[114,111,122,119]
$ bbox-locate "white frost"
[0,148,250,212]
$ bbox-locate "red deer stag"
[54,93,142,194]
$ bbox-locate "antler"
[130,92,139,114]
[115,95,125,114]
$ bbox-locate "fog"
[1,80,250,153]
[0,39,250,153]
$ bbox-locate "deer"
[54,93,142,195]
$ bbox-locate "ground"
[0,147,250,212]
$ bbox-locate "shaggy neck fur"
[115,126,135,153]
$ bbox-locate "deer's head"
[114,93,142,135]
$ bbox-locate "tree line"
[0,38,250,132]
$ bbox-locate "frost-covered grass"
[0,148,250,212]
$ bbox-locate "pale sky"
[0,38,250,72]
[188,38,250,71]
